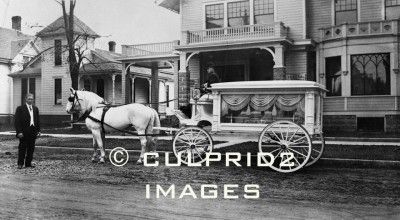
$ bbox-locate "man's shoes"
[17,165,23,169]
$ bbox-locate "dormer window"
[54,39,62,66]
[335,0,358,25]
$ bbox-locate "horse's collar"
[78,108,92,121]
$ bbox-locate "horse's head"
[66,88,105,114]
[66,88,83,114]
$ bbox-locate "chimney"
[12,16,22,31]
[108,41,116,53]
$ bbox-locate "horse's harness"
[69,92,163,137]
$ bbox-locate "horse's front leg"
[93,129,106,163]
[137,130,147,165]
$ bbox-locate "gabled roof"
[80,49,122,73]
[157,0,180,13]
[37,15,99,38]
[9,55,42,78]
[11,39,31,58]
[0,27,33,60]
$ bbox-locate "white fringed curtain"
[222,95,251,111]
[275,95,304,112]
[221,94,305,115]
[249,95,276,111]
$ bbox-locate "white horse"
[66,88,160,164]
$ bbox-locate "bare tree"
[61,0,79,89]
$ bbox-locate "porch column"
[130,75,136,103]
[173,60,179,109]
[151,65,159,111]
[273,45,286,80]
[147,78,152,103]
[111,74,116,104]
[121,63,128,104]
[179,52,189,107]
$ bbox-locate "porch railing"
[122,40,179,57]
[182,22,288,45]
[320,20,399,41]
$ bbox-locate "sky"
[0,0,180,52]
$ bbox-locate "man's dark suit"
[14,105,41,167]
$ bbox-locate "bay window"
[351,53,391,96]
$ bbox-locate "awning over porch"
[119,41,179,111]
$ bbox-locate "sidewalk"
[1,131,399,146]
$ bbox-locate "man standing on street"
[14,93,41,169]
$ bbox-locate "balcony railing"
[182,22,288,45]
[122,40,179,57]
[320,20,399,41]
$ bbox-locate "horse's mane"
[76,90,105,112]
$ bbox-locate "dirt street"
[0,174,399,220]
[0,139,399,219]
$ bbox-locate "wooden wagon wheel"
[258,120,312,173]
[173,127,213,165]
[306,133,325,167]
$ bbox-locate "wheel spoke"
[175,137,191,145]
[287,127,300,142]
[263,136,282,145]
[195,139,210,145]
[268,147,281,155]
[279,125,285,141]
[270,130,282,142]
[192,130,202,143]
[291,135,307,144]
[261,144,281,148]
[288,147,308,158]
[194,148,204,161]
[312,148,321,153]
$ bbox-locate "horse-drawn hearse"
[66,80,326,173]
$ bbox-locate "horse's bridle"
[68,92,82,113]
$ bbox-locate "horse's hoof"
[136,160,143,165]
[98,158,105,164]
[91,158,98,163]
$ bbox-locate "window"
[254,0,274,24]
[54,78,62,105]
[335,0,358,25]
[54,39,62,66]
[228,1,250,27]
[21,78,35,105]
[351,53,391,95]
[325,56,342,96]
[206,4,224,29]
[386,0,400,19]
